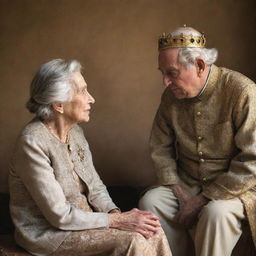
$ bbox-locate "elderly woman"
[9,59,172,256]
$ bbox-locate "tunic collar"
[185,64,220,103]
[197,65,211,97]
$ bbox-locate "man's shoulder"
[219,66,255,90]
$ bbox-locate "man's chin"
[171,89,187,99]
[173,92,186,99]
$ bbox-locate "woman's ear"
[52,103,64,114]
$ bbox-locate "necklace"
[44,121,69,144]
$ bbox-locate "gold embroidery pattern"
[52,228,171,256]
[77,146,85,162]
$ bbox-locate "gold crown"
[158,31,206,51]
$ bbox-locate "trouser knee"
[138,188,162,211]
[199,200,238,224]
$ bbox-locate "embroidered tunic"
[150,64,256,246]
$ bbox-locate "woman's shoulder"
[17,119,46,141]
[21,118,45,136]
[16,118,50,147]
[11,119,51,162]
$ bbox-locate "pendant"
[77,146,85,162]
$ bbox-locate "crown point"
[183,24,187,27]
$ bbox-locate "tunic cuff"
[203,183,235,200]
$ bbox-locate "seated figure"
[139,25,256,256]
[9,59,172,256]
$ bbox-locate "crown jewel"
[158,27,206,51]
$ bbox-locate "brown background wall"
[0,0,255,193]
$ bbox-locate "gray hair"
[170,26,218,67]
[178,47,218,68]
[26,59,81,120]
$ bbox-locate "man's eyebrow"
[167,67,179,71]
[158,67,179,72]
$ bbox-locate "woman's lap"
[51,227,171,256]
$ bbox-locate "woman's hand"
[109,208,121,214]
[109,208,161,239]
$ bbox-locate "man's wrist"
[196,193,210,206]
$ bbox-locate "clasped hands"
[109,208,161,239]
[170,184,209,229]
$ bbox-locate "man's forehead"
[158,50,179,69]
[159,48,179,59]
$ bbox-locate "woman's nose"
[88,93,95,104]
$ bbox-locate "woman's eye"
[80,88,86,94]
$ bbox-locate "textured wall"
[0,0,256,192]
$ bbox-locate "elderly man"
[139,25,256,256]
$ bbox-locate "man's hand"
[170,185,209,228]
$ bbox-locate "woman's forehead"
[73,72,87,88]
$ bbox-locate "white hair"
[178,47,218,68]
[171,26,218,67]
[26,59,81,120]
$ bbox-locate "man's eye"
[168,72,178,78]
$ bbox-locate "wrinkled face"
[158,48,202,99]
[62,72,95,124]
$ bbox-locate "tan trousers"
[139,186,245,256]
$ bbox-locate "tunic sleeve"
[203,85,256,200]
[11,134,110,230]
[150,99,180,185]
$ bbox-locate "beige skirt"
[51,227,172,256]
[51,175,172,256]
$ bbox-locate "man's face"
[158,48,203,99]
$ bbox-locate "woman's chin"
[83,116,90,123]
[76,116,90,124]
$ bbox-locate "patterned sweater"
[9,120,117,256]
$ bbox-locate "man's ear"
[196,58,206,76]
[52,103,64,114]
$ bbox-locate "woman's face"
[62,72,95,124]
